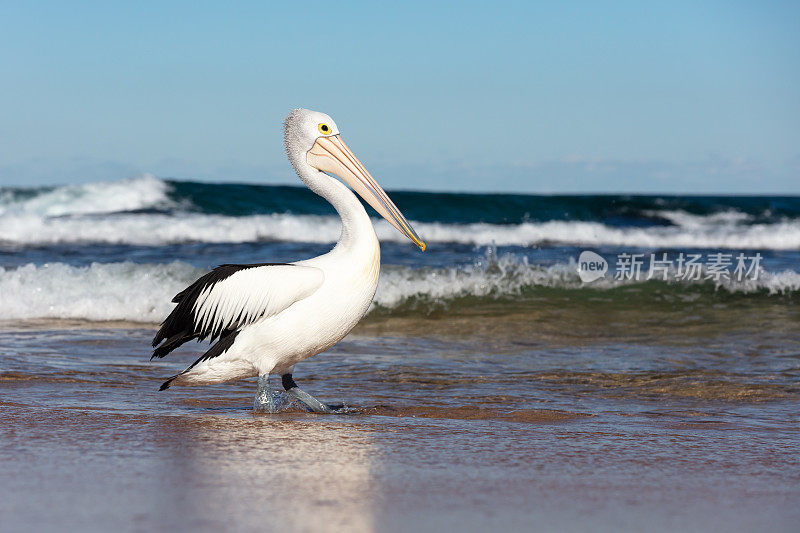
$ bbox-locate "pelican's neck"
[290,154,377,253]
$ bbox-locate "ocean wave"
[1,176,799,250]
[1,210,799,250]
[0,258,796,323]
[374,253,800,311]
[0,212,343,246]
[0,174,174,217]
[0,261,200,322]
[414,219,800,250]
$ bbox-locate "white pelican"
[152,109,425,412]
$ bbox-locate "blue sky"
[0,1,798,193]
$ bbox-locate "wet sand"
[1,322,799,532]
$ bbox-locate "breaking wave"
[1,176,799,249]
[0,256,796,323]
[413,219,800,250]
[0,174,174,217]
[1,211,799,250]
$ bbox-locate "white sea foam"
[0,174,173,217]
[1,211,800,250]
[0,259,796,323]
[412,219,800,250]
[374,254,800,310]
[0,212,344,246]
[0,261,201,322]
[373,256,578,309]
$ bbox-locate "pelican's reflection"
[155,414,377,532]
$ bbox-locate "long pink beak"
[307,135,426,251]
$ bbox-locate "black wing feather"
[151,263,286,360]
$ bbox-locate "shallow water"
[1,316,799,533]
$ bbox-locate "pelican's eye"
[318,123,331,135]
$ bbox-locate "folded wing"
[151,263,324,359]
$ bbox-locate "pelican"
[151,109,425,413]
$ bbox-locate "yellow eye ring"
[318,123,331,135]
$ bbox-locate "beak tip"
[418,241,427,252]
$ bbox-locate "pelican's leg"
[281,374,342,413]
[253,374,278,413]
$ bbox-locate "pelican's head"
[284,108,426,251]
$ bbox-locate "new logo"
[577,251,607,282]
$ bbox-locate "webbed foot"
[282,374,342,413]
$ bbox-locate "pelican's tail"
[159,374,180,391]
